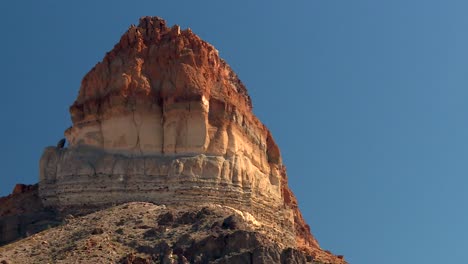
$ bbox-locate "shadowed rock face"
[37,17,345,263]
[0,185,60,246]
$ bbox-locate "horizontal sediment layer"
[39,146,296,248]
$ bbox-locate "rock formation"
[0,185,59,246]
[36,17,345,263]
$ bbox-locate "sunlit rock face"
[65,17,261,158]
[39,17,345,263]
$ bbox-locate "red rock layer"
[68,16,253,148]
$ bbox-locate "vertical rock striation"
[39,17,345,263]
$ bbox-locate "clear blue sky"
[1,1,467,263]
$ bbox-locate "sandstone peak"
[70,15,250,129]
[36,17,346,263]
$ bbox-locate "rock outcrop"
[0,185,60,246]
[38,17,345,263]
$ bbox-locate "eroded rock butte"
[38,16,345,263]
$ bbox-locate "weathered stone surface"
[37,16,345,263]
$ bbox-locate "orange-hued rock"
[38,17,345,263]
[66,16,256,156]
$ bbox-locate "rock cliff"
[37,17,345,263]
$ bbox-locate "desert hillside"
[0,202,339,264]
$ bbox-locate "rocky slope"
[0,202,343,264]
